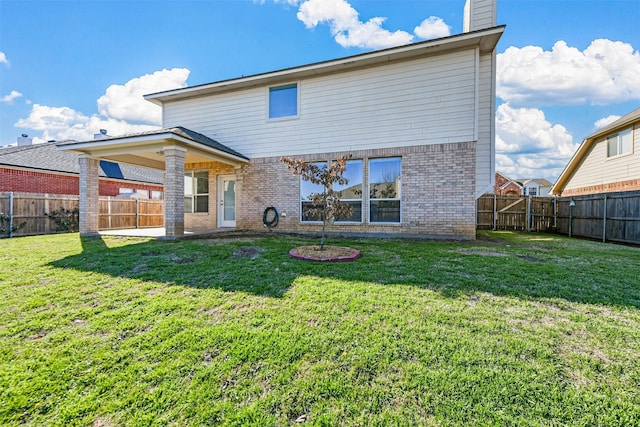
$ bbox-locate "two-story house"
[60,0,504,239]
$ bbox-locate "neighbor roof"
[145,25,505,105]
[551,107,640,195]
[0,141,164,184]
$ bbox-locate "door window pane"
[223,180,235,221]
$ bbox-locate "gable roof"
[550,107,640,195]
[522,178,553,187]
[0,141,164,184]
[145,25,505,106]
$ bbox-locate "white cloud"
[0,51,7,65]
[15,68,190,143]
[97,68,190,125]
[497,39,640,106]
[1,90,22,104]
[296,0,413,49]
[594,115,621,129]
[16,104,159,143]
[414,16,450,40]
[496,103,579,181]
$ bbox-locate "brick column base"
[79,155,100,235]
[164,147,186,237]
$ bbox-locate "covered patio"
[58,127,249,238]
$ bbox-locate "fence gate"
[477,195,555,232]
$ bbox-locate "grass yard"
[1,231,639,426]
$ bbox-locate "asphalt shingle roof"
[0,141,164,184]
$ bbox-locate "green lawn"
[1,231,639,426]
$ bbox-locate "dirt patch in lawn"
[232,246,265,260]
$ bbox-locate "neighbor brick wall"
[561,179,640,197]
[0,166,163,196]
[0,167,78,195]
[493,173,521,195]
[236,141,477,239]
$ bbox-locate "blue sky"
[1,0,639,181]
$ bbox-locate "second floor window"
[607,128,633,158]
[269,83,298,119]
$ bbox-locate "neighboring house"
[60,0,504,239]
[551,108,640,197]
[521,178,552,196]
[494,172,523,196]
[0,138,164,198]
[493,172,552,196]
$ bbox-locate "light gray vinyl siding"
[565,123,640,190]
[163,49,478,160]
[475,51,496,195]
[465,0,497,32]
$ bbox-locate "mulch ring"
[289,245,361,262]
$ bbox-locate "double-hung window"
[369,157,401,223]
[184,171,209,213]
[607,128,633,158]
[269,83,298,119]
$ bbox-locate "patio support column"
[164,146,186,238]
[78,154,100,235]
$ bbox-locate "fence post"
[136,199,140,229]
[553,198,557,230]
[493,194,497,230]
[526,196,531,232]
[602,194,607,243]
[8,192,14,238]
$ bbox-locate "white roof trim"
[145,26,505,105]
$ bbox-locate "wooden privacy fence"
[0,193,163,238]
[478,192,640,245]
[477,195,556,232]
[555,191,640,245]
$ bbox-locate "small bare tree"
[281,156,352,250]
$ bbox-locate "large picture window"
[607,128,633,158]
[184,171,209,213]
[369,157,401,223]
[269,83,298,119]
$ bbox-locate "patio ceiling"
[57,127,249,170]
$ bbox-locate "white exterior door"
[218,175,236,228]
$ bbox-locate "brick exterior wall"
[0,166,163,197]
[183,161,235,230]
[561,179,640,197]
[235,141,477,239]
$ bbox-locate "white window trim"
[368,157,402,225]
[184,170,209,214]
[606,128,633,159]
[267,81,300,122]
